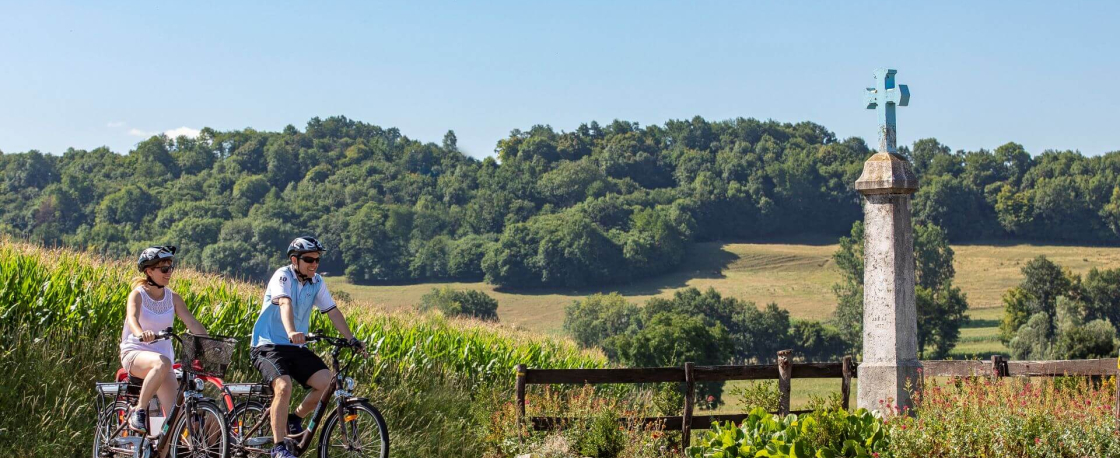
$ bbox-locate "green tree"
[1082,267,1120,325]
[995,185,1033,234]
[536,159,609,206]
[342,203,409,283]
[96,185,159,226]
[172,137,216,176]
[999,256,1078,343]
[201,241,270,280]
[563,293,640,348]
[418,287,499,321]
[2,150,56,191]
[162,217,223,264]
[446,234,494,280]
[264,142,301,188]
[605,312,731,367]
[232,174,271,203]
[908,138,952,177]
[131,136,179,178]
[1008,312,1053,360]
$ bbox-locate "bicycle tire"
[92,400,132,458]
[168,400,229,458]
[317,400,389,458]
[228,400,272,455]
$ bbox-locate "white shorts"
[120,350,171,377]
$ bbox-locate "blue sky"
[1,1,1117,159]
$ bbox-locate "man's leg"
[270,375,294,443]
[293,369,332,419]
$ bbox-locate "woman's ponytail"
[129,276,147,290]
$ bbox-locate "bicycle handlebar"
[138,327,176,342]
[306,333,362,348]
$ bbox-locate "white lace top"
[119,286,176,361]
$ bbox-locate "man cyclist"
[250,236,365,458]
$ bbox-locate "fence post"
[778,350,792,417]
[515,364,527,433]
[841,355,853,411]
[683,362,695,450]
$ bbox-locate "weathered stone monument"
[856,68,921,412]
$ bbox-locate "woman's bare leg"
[128,352,172,412]
[154,368,178,417]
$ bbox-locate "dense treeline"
[1,115,1117,287]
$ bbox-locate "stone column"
[855,151,921,413]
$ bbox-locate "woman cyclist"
[119,245,209,434]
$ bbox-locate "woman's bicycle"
[93,329,236,458]
[225,333,389,458]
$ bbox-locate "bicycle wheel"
[92,400,132,458]
[169,400,229,458]
[228,400,273,453]
[317,401,389,458]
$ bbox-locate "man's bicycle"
[93,329,235,458]
[225,333,389,458]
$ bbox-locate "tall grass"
[0,239,605,456]
[887,376,1120,457]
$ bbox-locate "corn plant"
[0,238,608,456]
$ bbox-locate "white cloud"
[164,126,201,139]
[107,121,126,128]
[124,126,201,139]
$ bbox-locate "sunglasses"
[151,265,175,274]
[299,256,321,264]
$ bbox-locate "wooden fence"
[515,353,1120,449]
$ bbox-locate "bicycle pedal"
[109,436,145,448]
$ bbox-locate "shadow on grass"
[962,318,1000,328]
[951,237,1120,248]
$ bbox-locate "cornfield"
[0,238,605,456]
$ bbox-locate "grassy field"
[330,239,1120,323]
[328,239,1120,365]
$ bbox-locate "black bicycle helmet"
[286,236,326,258]
[137,246,177,272]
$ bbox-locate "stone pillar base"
[856,361,922,414]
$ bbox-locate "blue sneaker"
[270,442,297,458]
[127,408,148,434]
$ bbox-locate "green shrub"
[573,409,629,458]
[687,407,889,458]
[418,286,500,321]
[729,381,781,413]
[487,385,670,458]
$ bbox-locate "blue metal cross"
[865,68,910,154]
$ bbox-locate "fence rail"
[515,354,1120,450]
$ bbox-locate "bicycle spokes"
[326,407,385,456]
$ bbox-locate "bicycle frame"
[114,364,236,411]
[235,337,362,456]
[100,334,220,458]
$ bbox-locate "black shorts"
[251,344,329,389]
